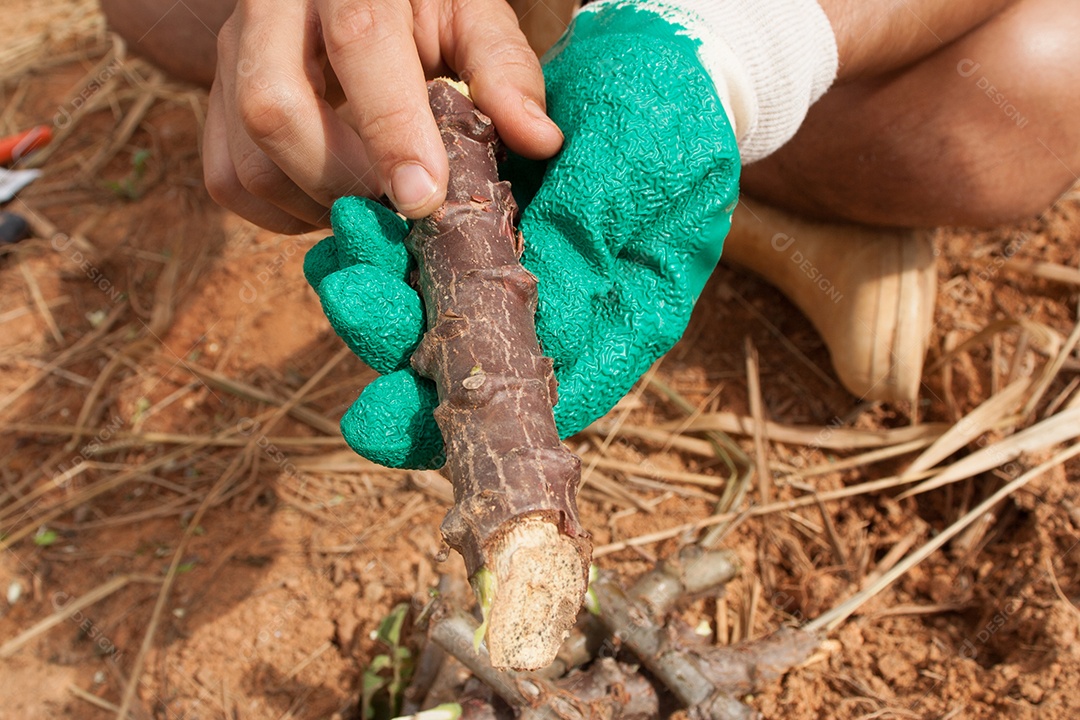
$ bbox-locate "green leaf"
[375,602,410,648]
[33,528,59,546]
[132,148,152,170]
[363,604,415,720]
[367,654,392,673]
[361,660,390,720]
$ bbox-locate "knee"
[948,0,1080,225]
[98,0,138,43]
[98,0,165,48]
[98,0,226,87]
[988,0,1080,81]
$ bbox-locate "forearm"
[819,0,1021,80]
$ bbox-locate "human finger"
[447,0,563,160]
[204,78,321,234]
[230,0,382,213]
[320,0,448,218]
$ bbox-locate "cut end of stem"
[436,77,471,99]
[481,515,588,670]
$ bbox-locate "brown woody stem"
[428,604,659,720]
[407,79,590,670]
[591,568,819,719]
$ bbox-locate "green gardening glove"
[305,1,741,469]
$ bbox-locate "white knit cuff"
[583,0,838,162]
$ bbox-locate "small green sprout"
[391,703,462,720]
[469,567,497,651]
[104,148,152,200]
[33,528,59,546]
[584,564,601,615]
[362,602,414,720]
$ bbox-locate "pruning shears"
[0,125,52,165]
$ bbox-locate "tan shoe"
[723,196,936,403]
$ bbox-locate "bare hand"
[203,0,564,233]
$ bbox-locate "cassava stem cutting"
[406,78,590,670]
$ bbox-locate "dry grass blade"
[0,36,45,81]
[792,438,934,480]
[0,75,31,129]
[65,349,128,452]
[898,406,1080,499]
[901,377,1030,479]
[647,374,750,471]
[186,362,340,435]
[664,412,947,450]
[623,474,718,501]
[1044,377,1080,418]
[0,574,160,658]
[0,10,104,82]
[815,494,849,569]
[1045,556,1080,625]
[0,295,71,326]
[579,454,726,488]
[0,446,198,541]
[861,531,921,589]
[868,603,967,619]
[291,449,406,473]
[1021,318,1080,421]
[409,470,455,504]
[2,424,345,451]
[23,33,124,169]
[643,375,753,546]
[69,685,124,715]
[927,317,1063,374]
[729,287,839,389]
[806,442,1080,634]
[588,422,717,457]
[593,468,938,557]
[0,459,94,523]
[79,69,162,180]
[0,302,125,418]
[581,468,657,512]
[1005,258,1080,286]
[1067,386,1080,411]
[746,337,772,506]
[581,359,662,488]
[18,262,64,345]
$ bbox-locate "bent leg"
[99,0,233,86]
[743,0,1080,228]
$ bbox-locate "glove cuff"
[579,0,838,163]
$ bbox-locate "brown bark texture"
[406,79,590,666]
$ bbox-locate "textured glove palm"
[305,2,740,469]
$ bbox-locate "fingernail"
[389,163,438,213]
[523,97,563,140]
